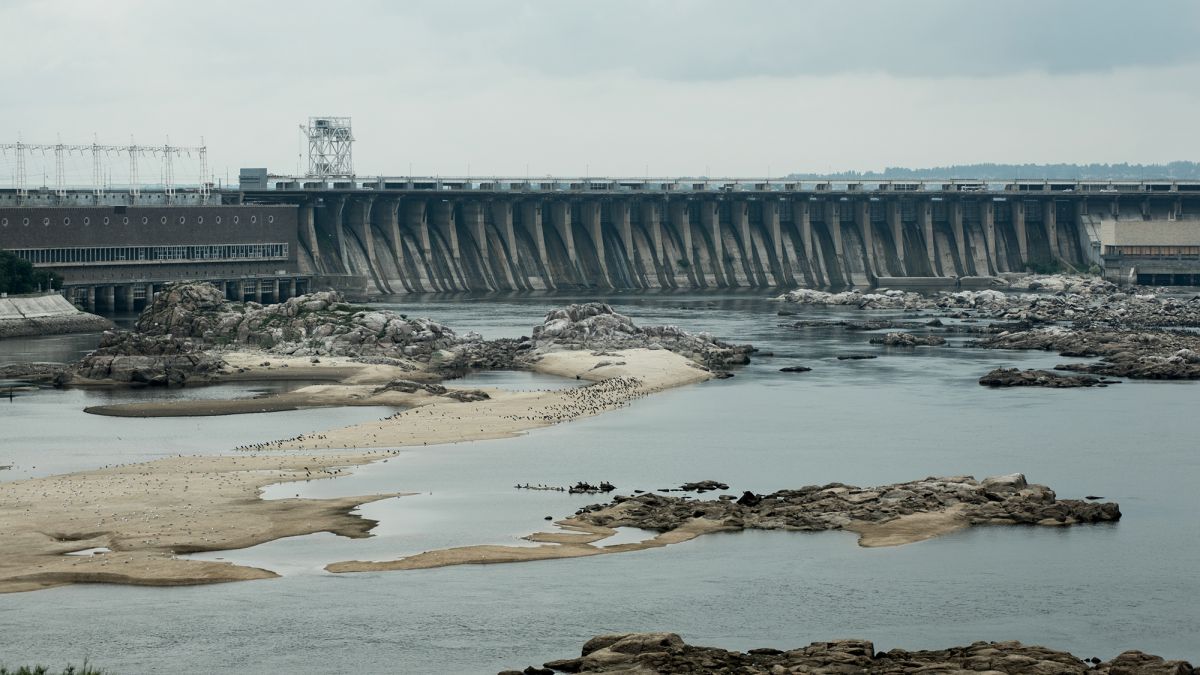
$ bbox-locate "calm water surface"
[1,292,1197,673]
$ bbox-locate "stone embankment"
[572,473,1118,537]
[502,632,1194,675]
[0,292,111,339]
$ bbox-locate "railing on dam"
[247,176,1200,196]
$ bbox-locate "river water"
[1,292,1197,673]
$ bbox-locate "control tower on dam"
[231,177,1200,294]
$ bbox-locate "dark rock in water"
[837,354,877,360]
[735,491,762,507]
[679,480,729,493]
[979,368,1116,388]
[869,332,947,347]
[509,632,1195,674]
[779,365,812,373]
[441,389,490,402]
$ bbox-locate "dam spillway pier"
[4,178,1200,307]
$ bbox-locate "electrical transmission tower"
[1,137,209,202]
[300,116,354,178]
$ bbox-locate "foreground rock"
[979,368,1116,388]
[529,303,754,371]
[572,473,1119,541]
[504,632,1194,674]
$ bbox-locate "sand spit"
[274,348,711,451]
[0,451,406,594]
[1,349,712,594]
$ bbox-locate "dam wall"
[251,188,1197,295]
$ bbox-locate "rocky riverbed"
[502,632,1195,674]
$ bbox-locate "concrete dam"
[243,180,1174,295]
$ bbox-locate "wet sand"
[0,451,407,594]
[323,496,975,575]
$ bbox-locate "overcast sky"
[3,0,1200,183]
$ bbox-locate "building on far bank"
[0,196,306,312]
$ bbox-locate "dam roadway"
[230,178,1200,294]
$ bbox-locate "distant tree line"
[0,249,62,294]
[787,162,1200,181]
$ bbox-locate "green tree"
[0,250,62,294]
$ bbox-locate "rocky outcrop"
[135,282,469,362]
[571,474,1119,534]
[530,303,753,371]
[67,331,226,386]
[869,332,946,347]
[503,632,1194,674]
[979,368,1116,388]
[972,327,1200,380]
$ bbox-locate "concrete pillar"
[581,200,610,286]
[1013,200,1028,264]
[102,286,115,313]
[764,199,790,283]
[86,287,96,312]
[349,196,377,269]
[981,200,996,274]
[145,283,155,305]
[668,200,692,264]
[298,202,319,263]
[856,200,878,278]
[403,199,432,259]
[950,200,967,274]
[1044,199,1059,260]
[699,200,725,284]
[827,201,844,258]
[639,200,664,265]
[610,200,633,257]
[463,201,488,263]
[521,200,550,272]
[920,200,937,275]
[254,279,263,304]
[431,200,460,261]
[887,200,904,265]
[548,200,577,267]
[795,198,821,285]
[489,199,522,288]
[324,196,348,270]
[122,285,135,312]
[371,197,402,265]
